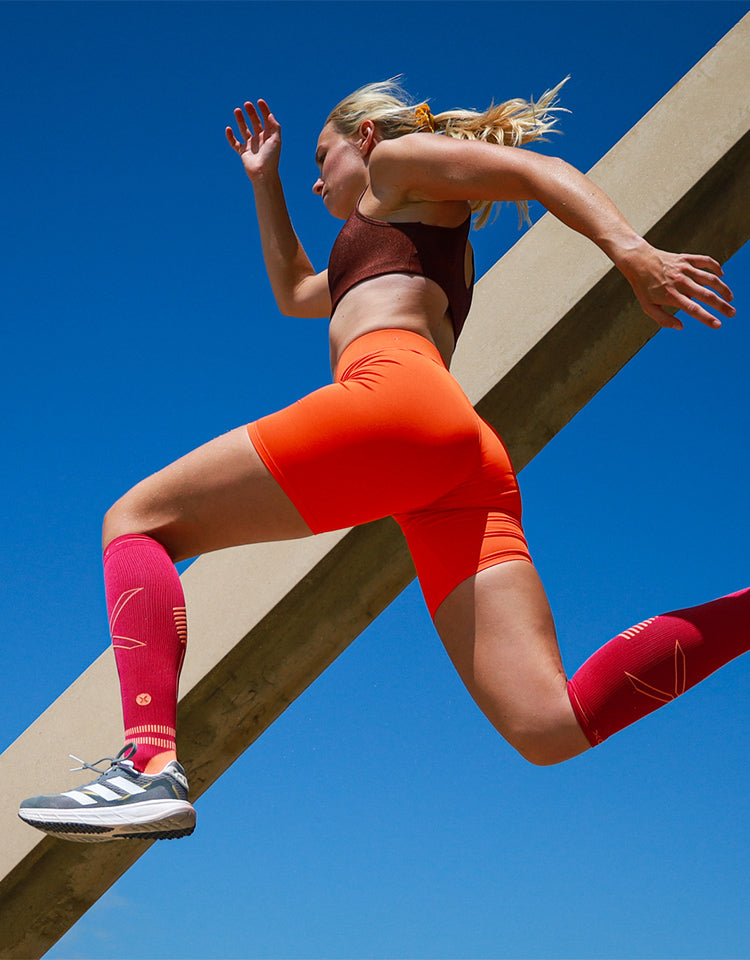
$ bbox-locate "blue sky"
[2,2,749,958]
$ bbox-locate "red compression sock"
[567,588,750,746]
[104,534,187,771]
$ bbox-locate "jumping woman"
[19,80,746,842]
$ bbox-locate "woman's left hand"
[617,242,735,330]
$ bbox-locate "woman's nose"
[312,177,324,195]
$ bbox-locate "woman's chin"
[323,192,356,221]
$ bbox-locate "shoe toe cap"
[20,794,80,811]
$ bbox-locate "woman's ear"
[358,120,378,155]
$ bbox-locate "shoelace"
[68,743,138,776]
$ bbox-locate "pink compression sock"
[104,534,187,771]
[567,588,750,746]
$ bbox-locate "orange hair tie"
[414,103,436,133]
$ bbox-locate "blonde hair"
[326,77,568,227]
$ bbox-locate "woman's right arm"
[226,100,331,319]
[370,135,734,331]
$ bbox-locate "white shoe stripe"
[62,790,97,806]
[108,776,147,794]
[87,783,123,802]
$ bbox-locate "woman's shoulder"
[367,136,420,191]
[370,131,536,211]
[370,133,516,192]
[370,132,469,165]
[368,135,473,211]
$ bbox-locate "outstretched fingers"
[631,248,736,332]
[254,99,281,138]
[225,98,282,180]
[683,259,734,309]
[225,108,248,153]
[242,101,261,135]
[671,257,736,329]
[225,100,265,153]
[225,124,241,151]
[640,303,684,331]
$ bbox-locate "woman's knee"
[101,487,172,553]
[509,734,578,767]
[102,494,139,550]
[501,716,591,766]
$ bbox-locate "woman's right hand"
[225,99,281,182]
[615,240,735,331]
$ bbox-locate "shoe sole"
[18,799,196,842]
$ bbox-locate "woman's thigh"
[103,342,476,562]
[103,426,314,561]
[249,343,484,531]
[433,560,591,764]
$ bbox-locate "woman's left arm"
[370,136,735,330]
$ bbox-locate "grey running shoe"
[18,744,196,842]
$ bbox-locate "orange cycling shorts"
[247,329,531,617]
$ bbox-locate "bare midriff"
[328,273,457,371]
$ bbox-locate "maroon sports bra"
[327,198,474,341]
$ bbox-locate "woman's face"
[313,123,370,219]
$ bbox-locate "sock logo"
[136,693,152,706]
[110,588,147,650]
[625,640,687,704]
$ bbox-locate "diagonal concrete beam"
[1,14,748,958]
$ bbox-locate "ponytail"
[326,77,568,227]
